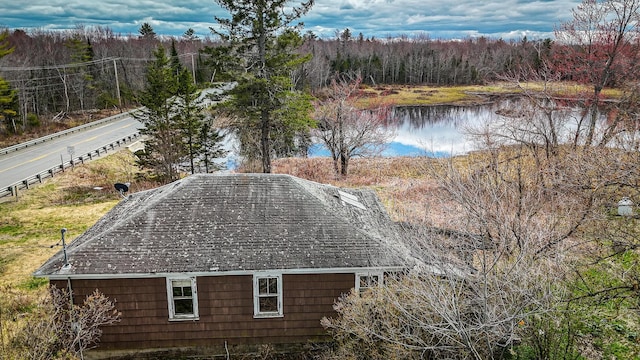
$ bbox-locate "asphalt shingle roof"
[35,173,410,277]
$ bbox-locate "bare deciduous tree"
[322,138,579,358]
[312,75,394,177]
[322,99,640,357]
[554,0,640,148]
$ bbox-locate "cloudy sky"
[1,0,581,40]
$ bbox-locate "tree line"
[0,24,553,135]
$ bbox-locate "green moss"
[18,276,48,290]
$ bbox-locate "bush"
[6,286,120,360]
[27,113,40,128]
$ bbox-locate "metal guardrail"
[0,109,140,156]
[0,133,141,199]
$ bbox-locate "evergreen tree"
[0,30,18,134]
[137,46,226,180]
[207,0,315,173]
[176,67,204,174]
[0,78,19,134]
[183,28,198,41]
[169,39,183,80]
[199,119,227,173]
[136,45,183,182]
[139,23,156,39]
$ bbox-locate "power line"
[0,57,118,71]
[0,52,212,72]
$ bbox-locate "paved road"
[0,86,233,194]
[0,114,142,190]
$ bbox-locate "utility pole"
[191,53,196,85]
[61,228,69,267]
[113,58,122,108]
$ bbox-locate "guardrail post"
[37,174,42,183]
[23,179,29,189]
[49,169,54,178]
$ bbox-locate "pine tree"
[169,39,183,81]
[139,23,156,39]
[136,45,183,182]
[137,45,226,180]
[0,30,18,134]
[207,0,315,173]
[176,67,204,174]
[199,119,227,173]
[183,28,198,41]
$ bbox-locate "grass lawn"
[0,151,144,288]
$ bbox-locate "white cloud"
[22,5,66,16]
[0,0,582,40]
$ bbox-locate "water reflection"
[309,103,505,158]
[387,102,520,157]
[388,98,617,157]
[393,105,482,156]
[219,98,623,166]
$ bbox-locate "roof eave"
[36,265,408,280]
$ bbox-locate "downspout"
[61,228,83,360]
[67,276,84,360]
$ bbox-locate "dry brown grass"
[354,81,623,108]
[271,157,444,224]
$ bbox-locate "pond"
[223,98,614,169]
[309,102,506,158]
[309,97,624,159]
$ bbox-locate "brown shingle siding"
[55,272,353,350]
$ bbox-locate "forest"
[0,24,551,136]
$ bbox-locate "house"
[34,173,411,356]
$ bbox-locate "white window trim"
[166,277,199,321]
[253,273,283,318]
[355,271,383,293]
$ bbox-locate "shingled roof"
[35,173,411,277]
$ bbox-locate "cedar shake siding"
[52,273,355,350]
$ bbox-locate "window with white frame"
[253,273,283,318]
[356,272,383,294]
[166,277,199,320]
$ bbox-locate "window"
[253,273,283,318]
[166,277,199,320]
[356,272,383,294]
